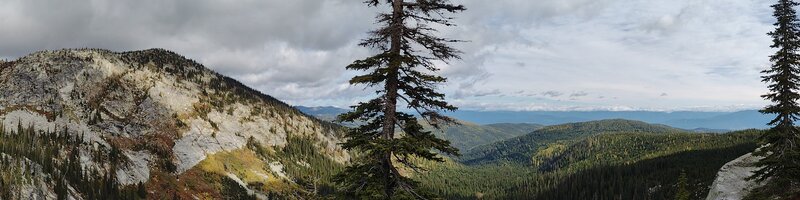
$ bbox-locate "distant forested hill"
[460,119,685,165]
[420,120,543,151]
[417,129,760,200]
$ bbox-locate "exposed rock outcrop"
[706,152,765,200]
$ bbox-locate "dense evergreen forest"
[416,128,760,199]
[461,119,687,165]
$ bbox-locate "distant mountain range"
[294,106,347,121]
[294,106,542,151]
[295,106,772,131]
[445,110,772,130]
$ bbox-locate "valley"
[300,108,761,199]
[0,49,769,199]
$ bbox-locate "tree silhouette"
[754,0,800,184]
[335,0,466,199]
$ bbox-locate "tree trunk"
[382,0,404,199]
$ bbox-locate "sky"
[0,0,777,112]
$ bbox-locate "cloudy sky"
[0,0,776,111]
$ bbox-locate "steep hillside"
[461,119,685,165]
[0,49,348,199]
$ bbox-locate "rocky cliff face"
[0,49,349,199]
[705,152,764,200]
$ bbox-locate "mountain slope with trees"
[0,48,349,199]
[417,129,760,199]
[461,119,686,165]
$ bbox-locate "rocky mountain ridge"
[0,48,349,199]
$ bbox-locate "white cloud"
[0,0,776,111]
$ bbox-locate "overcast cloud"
[0,0,775,111]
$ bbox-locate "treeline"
[0,123,143,199]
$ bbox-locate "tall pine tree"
[335,0,465,199]
[754,0,800,184]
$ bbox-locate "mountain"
[0,49,348,199]
[444,110,772,130]
[460,119,686,165]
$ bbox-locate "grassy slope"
[147,135,344,199]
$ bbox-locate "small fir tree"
[675,170,690,200]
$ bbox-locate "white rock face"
[0,110,105,145]
[116,150,152,185]
[706,153,765,200]
[269,162,288,179]
[147,77,199,113]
